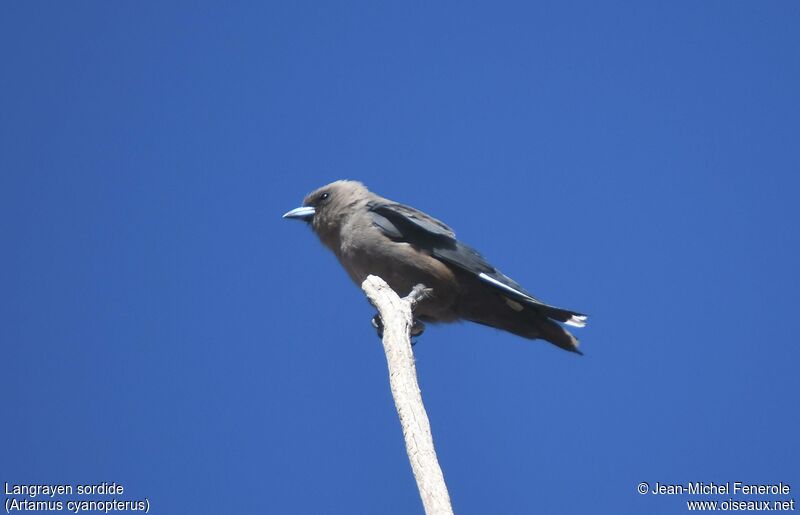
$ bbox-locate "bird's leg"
[405,284,432,345]
[371,314,384,339]
[371,284,432,343]
[405,283,433,310]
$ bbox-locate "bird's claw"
[411,319,425,337]
[406,284,433,311]
[371,313,424,345]
[371,314,384,339]
[410,319,426,347]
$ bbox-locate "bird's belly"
[337,242,459,322]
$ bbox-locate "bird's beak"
[282,206,316,221]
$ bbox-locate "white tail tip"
[565,315,587,328]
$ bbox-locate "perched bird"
[283,180,588,354]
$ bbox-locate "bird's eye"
[318,192,329,202]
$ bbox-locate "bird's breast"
[336,228,459,321]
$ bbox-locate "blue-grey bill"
[282,206,316,220]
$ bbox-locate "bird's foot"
[410,319,425,347]
[372,283,431,344]
[411,319,425,337]
[406,284,433,311]
[405,284,431,347]
[371,314,384,339]
[372,313,425,344]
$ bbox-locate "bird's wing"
[368,201,456,240]
[367,201,587,327]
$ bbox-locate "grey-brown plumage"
[283,180,588,354]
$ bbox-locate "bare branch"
[361,275,454,515]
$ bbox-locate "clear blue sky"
[2,2,798,514]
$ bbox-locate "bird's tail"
[467,301,585,354]
[533,317,583,355]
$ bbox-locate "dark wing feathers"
[369,210,405,240]
[368,202,456,240]
[367,201,586,323]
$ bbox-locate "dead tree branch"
[361,275,454,515]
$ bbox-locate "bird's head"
[283,180,370,241]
